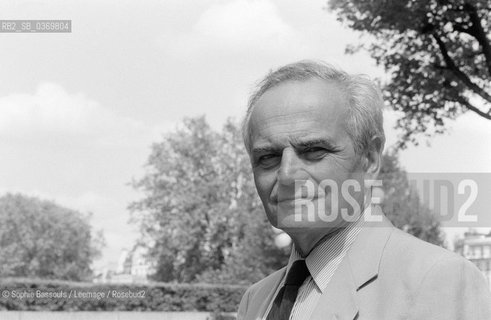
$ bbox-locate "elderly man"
[237,61,491,320]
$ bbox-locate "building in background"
[454,230,491,290]
[93,245,153,283]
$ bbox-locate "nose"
[277,148,307,186]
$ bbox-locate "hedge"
[0,278,248,312]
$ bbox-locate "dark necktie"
[266,259,311,320]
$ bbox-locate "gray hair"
[242,60,385,156]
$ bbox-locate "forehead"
[249,79,350,148]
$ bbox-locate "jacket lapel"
[348,216,393,290]
[311,216,394,320]
[310,256,359,320]
[244,267,286,320]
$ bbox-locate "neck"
[287,201,370,258]
[289,228,341,258]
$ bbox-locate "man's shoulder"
[385,227,454,260]
[381,226,483,285]
[382,229,491,318]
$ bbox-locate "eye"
[256,154,281,168]
[302,147,328,160]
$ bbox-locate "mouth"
[271,197,317,204]
[272,184,319,204]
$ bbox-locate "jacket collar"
[348,214,394,290]
[244,268,286,320]
[310,215,394,320]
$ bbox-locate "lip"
[272,185,318,203]
[271,197,317,204]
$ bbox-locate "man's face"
[249,78,367,233]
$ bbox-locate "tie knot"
[285,260,310,286]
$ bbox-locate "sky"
[1,0,490,270]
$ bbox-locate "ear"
[363,135,384,178]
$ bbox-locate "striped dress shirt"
[263,213,367,320]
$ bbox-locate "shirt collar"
[286,207,368,293]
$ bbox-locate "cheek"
[308,161,345,183]
[313,157,361,181]
[253,171,275,199]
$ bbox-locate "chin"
[275,209,349,231]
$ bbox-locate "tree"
[0,193,103,281]
[380,153,445,246]
[129,117,289,284]
[328,0,490,147]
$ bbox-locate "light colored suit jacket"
[237,217,491,320]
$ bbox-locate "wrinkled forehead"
[249,79,350,139]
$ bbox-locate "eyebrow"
[251,146,278,154]
[290,137,339,149]
[251,137,340,154]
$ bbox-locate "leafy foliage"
[130,117,289,284]
[328,0,491,147]
[0,194,103,281]
[380,153,445,246]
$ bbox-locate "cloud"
[195,0,292,47]
[0,83,164,148]
[1,83,101,135]
[160,0,309,60]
